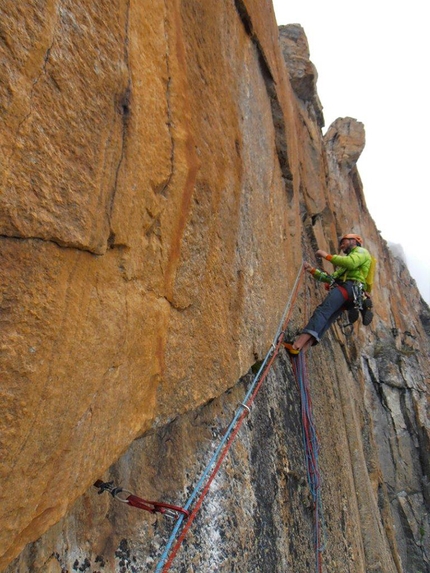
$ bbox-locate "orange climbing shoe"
[283,342,300,355]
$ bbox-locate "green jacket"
[311,246,372,287]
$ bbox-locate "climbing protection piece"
[94,480,190,520]
[361,296,373,325]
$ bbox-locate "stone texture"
[279,23,324,128]
[0,0,300,567]
[0,0,130,254]
[1,1,429,572]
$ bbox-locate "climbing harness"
[290,352,326,573]
[93,480,189,520]
[154,262,306,572]
[339,282,363,334]
[341,283,374,334]
[331,280,374,335]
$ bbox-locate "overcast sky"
[272,0,430,305]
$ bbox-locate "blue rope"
[154,263,304,572]
[293,352,326,572]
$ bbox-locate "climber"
[284,234,374,354]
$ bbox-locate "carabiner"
[93,480,189,520]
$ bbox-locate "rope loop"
[290,351,326,572]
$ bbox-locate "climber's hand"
[316,249,328,259]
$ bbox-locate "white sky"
[273,0,430,305]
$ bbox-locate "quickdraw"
[94,480,190,520]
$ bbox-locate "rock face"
[278,23,324,128]
[0,4,429,573]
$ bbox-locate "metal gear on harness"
[346,283,364,325]
[344,283,373,328]
[361,296,374,325]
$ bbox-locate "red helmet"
[339,233,363,246]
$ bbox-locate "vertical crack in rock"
[158,0,175,197]
[234,0,293,201]
[108,0,131,244]
[363,354,430,571]
[363,357,389,412]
